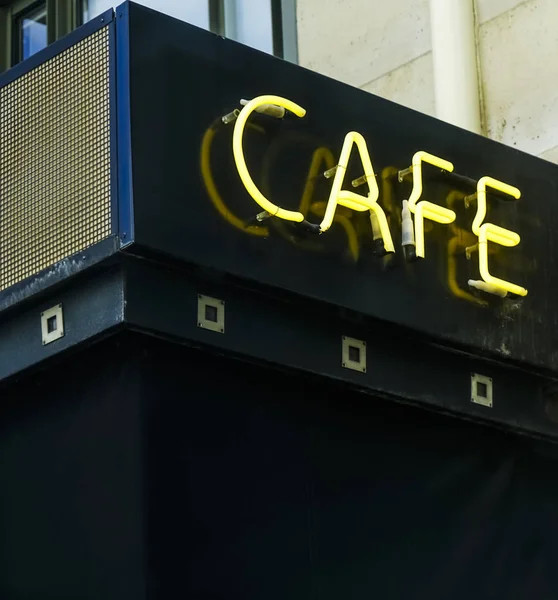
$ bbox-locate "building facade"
[1,4,558,598]
[0,0,297,70]
[0,0,556,162]
[297,0,558,163]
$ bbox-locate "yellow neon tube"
[332,214,360,262]
[201,124,269,237]
[469,176,525,296]
[414,201,456,258]
[232,95,307,222]
[404,151,456,258]
[369,206,395,253]
[445,191,487,306]
[478,225,527,296]
[320,132,395,253]
[337,190,394,254]
[407,151,454,211]
[472,176,521,236]
[309,200,360,262]
[321,132,377,231]
[337,191,371,212]
[299,147,336,216]
[337,189,397,253]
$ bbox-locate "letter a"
[320,132,394,253]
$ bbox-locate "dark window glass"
[15,2,48,63]
[78,0,88,26]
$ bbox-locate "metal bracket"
[342,336,367,373]
[41,304,65,345]
[471,373,493,408]
[197,294,225,334]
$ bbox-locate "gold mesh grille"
[0,26,112,292]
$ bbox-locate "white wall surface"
[361,53,435,118]
[296,0,558,162]
[475,0,526,23]
[297,0,431,89]
[479,0,558,158]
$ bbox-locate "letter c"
[232,95,307,222]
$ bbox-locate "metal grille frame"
[0,9,118,298]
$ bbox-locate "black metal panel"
[0,266,125,382]
[122,256,558,443]
[0,335,145,600]
[125,2,558,374]
[138,335,558,599]
[3,332,558,598]
[0,236,119,314]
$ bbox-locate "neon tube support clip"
[324,166,338,179]
[240,98,285,119]
[222,109,240,125]
[398,167,413,182]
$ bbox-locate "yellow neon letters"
[407,151,456,259]
[232,95,307,223]
[468,176,527,297]
[228,95,527,299]
[321,132,394,253]
[233,97,394,253]
[201,122,269,237]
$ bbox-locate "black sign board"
[124,2,558,374]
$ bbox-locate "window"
[219,0,297,60]
[0,0,296,73]
[13,1,47,63]
[82,0,296,60]
[227,0,274,54]
[83,0,210,30]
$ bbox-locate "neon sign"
[226,94,527,298]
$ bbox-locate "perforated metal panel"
[0,26,112,292]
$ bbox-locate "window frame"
[0,0,297,73]
[278,0,297,63]
[2,0,82,69]
[11,0,48,65]
[76,0,86,25]
[208,0,224,36]
[0,6,9,72]
[210,0,298,62]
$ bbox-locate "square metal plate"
[471,373,493,408]
[41,304,65,345]
[197,295,225,334]
[342,336,366,373]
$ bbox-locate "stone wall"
[297,0,558,162]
